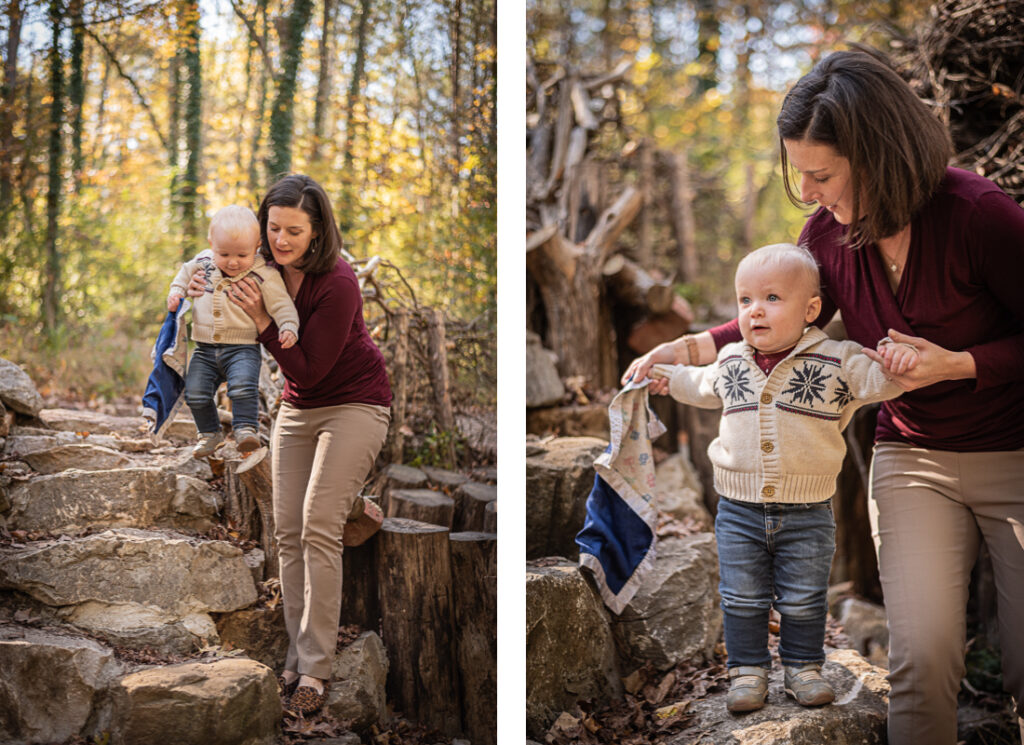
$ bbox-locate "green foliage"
[408,424,468,470]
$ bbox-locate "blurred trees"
[0,0,495,360]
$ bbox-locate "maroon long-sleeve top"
[257,258,392,409]
[710,167,1024,451]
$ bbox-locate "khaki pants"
[869,443,1024,745]
[272,401,390,679]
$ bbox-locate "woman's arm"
[621,330,717,395]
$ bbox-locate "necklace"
[878,227,910,274]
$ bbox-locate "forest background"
[0,0,496,408]
[528,0,936,337]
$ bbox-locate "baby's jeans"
[183,342,261,434]
[715,495,835,669]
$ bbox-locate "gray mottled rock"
[655,452,712,529]
[0,529,258,615]
[526,559,621,739]
[0,359,43,416]
[110,658,280,745]
[327,631,389,731]
[215,605,288,670]
[5,467,219,534]
[38,408,148,436]
[527,403,610,439]
[0,624,121,744]
[611,534,721,672]
[836,597,889,669]
[61,601,219,656]
[668,648,889,745]
[526,331,565,408]
[526,437,607,560]
[23,443,136,474]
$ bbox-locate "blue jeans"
[715,495,835,669]
[183,342,261,434]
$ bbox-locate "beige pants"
[272,401,390,679]
[869,442,1024,745]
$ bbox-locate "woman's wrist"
[951,350,977,380]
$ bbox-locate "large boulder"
[0,529,258,616]
[526,559,621,739]
[835,597,889,669]
[38,408,148,436]
[0,359,43,416]
[0,624,121,745]
[326,631,389,731]
[525,437,607,560]
[215,605,288,670]
[526,331,565,408]
[654,453,712,529]
[109,658,280,745]
[611,534,721,672]
[668,648,889,745]
[5,468,219,534]
[61,601,220,656]
[22,443,135,474]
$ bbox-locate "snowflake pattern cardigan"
[658,327,902,504]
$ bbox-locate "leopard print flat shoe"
[277,674,298,697]
[288,680,330,717]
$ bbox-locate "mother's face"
[784,139,855,225]
[266,205,316,270]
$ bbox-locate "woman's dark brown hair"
[777,47,953,247]
[257,174,343,274]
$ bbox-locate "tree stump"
[225,446,277,580]
[377,463,428,512]
[422,466,469,493]
[386,488,455,529]
[450,532,497,745]
[377,518,460,735]
[484,500,497,534]
[454,481,497,532]
[341,538,380,632]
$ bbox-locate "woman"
[625,49,1024,744]
[193,174,391,715]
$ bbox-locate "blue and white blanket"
[141,300,190,440]
[576,381,665,615]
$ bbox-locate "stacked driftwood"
[526,60,695,391]
[894,0,1024,203]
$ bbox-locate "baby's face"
[735,263,821,354]
[210,229,259,277]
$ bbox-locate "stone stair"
[0,381,387,744]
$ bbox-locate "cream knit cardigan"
[656,327,902,504]
[169,250,299,345]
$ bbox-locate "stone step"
[0,529,257,618]
[4,467,220,534]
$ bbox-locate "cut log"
[421,466,469,492]
[425,309,457,466]
[584,185,644,265]
[376,463,428,512]
[385,488,455,529]
[602,254,674,314]
[484,500,497,534]
[570,79,598,130]
[454,481,497,533]
[450,532,497,745]
[377,518,460,735]
[341,538,380,632]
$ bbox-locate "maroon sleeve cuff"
[708,319,742,350]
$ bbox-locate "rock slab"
[0,359,43,416]
[327,631,389,731]
[526,559,621,739]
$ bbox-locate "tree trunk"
[43,0,64,334]
[454,481,496,533]
[248,0,269,193]
[0,0,23,232]
[311,0,335,161]
[668,148,699,283]
[168,43,181,213]
[386,488,455,529]
[450,531,496,745]
[448,0,462,203]
[602,253,674,314]
[228,448,279,581]
[67,0,84,189]
[425,308,457,465]
[266,0,315,178]
[181,0,203,256]
[341,0,371,171]
[377,518,460,735]
[386,310,410,463]
[340,538,379,631]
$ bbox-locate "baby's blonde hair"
[208,204,259,242]
[736,242,820,297]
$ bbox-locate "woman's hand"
[186,267,207,297]
[862,328,977,391]
[621,340,683,395]
[227,277,272,334]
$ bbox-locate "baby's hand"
[279,330,297,349]
[876,337,919,376]
[167,293,183,312]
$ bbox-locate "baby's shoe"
[234,427,260,453]
[783,663,835,706]
[727,666,769,713]
[192,431,224,459]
